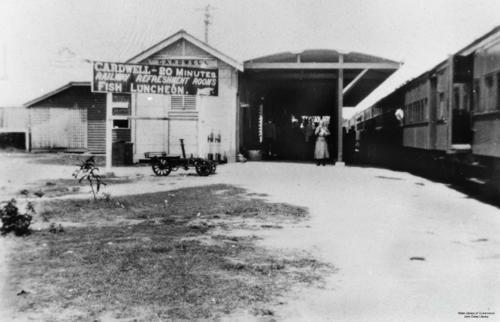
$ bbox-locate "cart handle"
[179,139,187,159]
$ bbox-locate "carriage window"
[463,86,470,111]
[473,79,480,112]
[485,75,494,110]
[404,99,427,124]
[497,72,500,110]
[453,86,460,110]
[424,98,428,119]
[439,93,446,120]
[485,75,493,87]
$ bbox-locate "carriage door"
[451,54,473,144]
[429,76,438,149]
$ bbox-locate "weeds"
[101,192,112,202]
[72,157,106,201]
[0,199,34,236]
[39,210,51,222]
[48,223,64,234]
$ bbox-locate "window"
[485,74,494,110]
[438,93,446,120]
[171,95,196,110]
[112,93,130,103]
[485,74,494,87]
[462,84,470,111]
[497,72,500,110]
[112,107,129,116]
[473,79,480,111]
[113,120,129,129]
[404,98,427,124]
[424,98,428,119]
[453,86,460,110]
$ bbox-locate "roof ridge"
[24,81,91,107]
[126,29,243,71]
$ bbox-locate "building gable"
[140,38,223,69]
[25,83,105,109]
[126,30,243,71]
[144,39,211,61]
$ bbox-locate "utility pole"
[196,4,216,43]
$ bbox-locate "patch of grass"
[26,153,106,167]
[8,185,330,321]
[24,177,137,199]
[34,184,307,224]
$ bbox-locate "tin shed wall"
[29,86,106,153]
[30,107,87,149]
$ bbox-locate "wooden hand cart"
[144,139,216,176]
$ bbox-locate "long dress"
[314,127,330,159]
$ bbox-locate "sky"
[0,0,499,116]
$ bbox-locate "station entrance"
[262,81,333,161]
[241,76,338,161]
[239,50,401,163]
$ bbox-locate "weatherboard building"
[24,30,400,165]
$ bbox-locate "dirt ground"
[1,152,500,321]
[5,184,333,321]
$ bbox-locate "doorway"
[242,78,337,161]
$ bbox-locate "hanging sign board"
[92,61,218,96]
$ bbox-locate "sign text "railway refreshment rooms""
[92,61,219,96]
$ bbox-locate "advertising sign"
[92,61,218,96]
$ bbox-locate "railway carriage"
[354,26,500,193]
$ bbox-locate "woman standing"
[314,120,330,166]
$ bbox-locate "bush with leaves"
[0,199,34,236]
[73,157,107,201]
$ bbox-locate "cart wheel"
[195,162,211,176]
[152,158,172,176]
[210,162,217,174]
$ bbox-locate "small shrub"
[48,223,64,234]
[0,199,34,236]
[72,157,106,201]
[34,190,45,198]
[40,210,51,222]
[102,192,112,202]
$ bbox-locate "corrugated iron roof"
[24,82,91,107]
[246,49,398,64]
